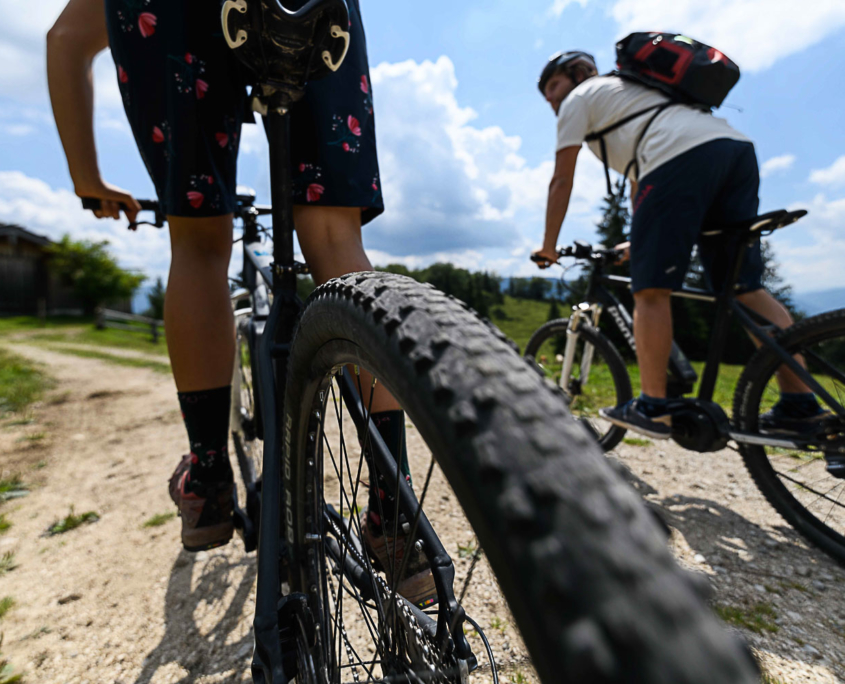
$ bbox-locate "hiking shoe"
[169,454,234,552]
[359,510,438,609]
[759,407,833,436]
[599,399,672,440]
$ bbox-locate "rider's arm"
[47,0,139,221]
[541,145,580,256]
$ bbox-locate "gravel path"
[0,342,843,683]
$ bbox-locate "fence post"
[95,307,105,330]
[151,321,159,343]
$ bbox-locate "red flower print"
[118,65,128,83]
[372,183,379,191]
[215,132,229,147]
[187,191,205,209]
[360,75,369,94]
[206,175,214,185]
[342,142,350,152]
[138,12,157,38]
[347,116,361,137]
[196,79,209,99]
[306,184,325,203]
[185,53,194,64]
[299,163,306,173]
[152,126,164,143]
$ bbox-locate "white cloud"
[0,0,122,108]
[610,0,845,72]
[0,170,171,280]
[774,193,845,291]
[4,124,35,136]
[760,154,796,178]
[548,0,590,18]
[809,155,845,187]
[368,56,605,259]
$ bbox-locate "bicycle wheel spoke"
[823,484,845,524]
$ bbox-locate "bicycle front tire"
[284,272,758,684]
[525,317,632,451]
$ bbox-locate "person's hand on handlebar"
[75,179,141,225]
[613,241,631,263]
[531,246,559,270]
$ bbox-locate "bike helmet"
[538,50,598,94]
[222,0,350,109]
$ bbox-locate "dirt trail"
[0,342,843,683]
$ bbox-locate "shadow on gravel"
[133,549,256,684]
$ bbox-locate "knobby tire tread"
[286,272,758,684]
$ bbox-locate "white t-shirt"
[556,75,751,180]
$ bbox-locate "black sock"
[366,410,411,532]
[178,386,233,492]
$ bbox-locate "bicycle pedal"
[826,456,845,479]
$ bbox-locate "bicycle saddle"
[222,0,350,109]
[702,209,808,237]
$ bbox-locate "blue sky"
[1,0,844,292]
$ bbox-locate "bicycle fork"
[560,303,603,394]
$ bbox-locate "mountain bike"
[526,215,845,563]
[80,1,762,682]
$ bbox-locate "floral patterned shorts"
[105,0,384,223]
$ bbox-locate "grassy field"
[0,316,168,356]
[0,348,52,415]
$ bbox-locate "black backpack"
[585,32,741,195]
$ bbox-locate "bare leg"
[295,206,400,413]
[165,214,235,391]
[737,289,809,393]
[633,288,673,399]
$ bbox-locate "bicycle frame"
[561,236,845,439]
[240,107,471,684]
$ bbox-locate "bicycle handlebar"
[80,196,272,228]
[530,240,623,265]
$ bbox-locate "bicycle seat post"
[264,108,298,299]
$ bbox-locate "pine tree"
[595,179,630,249]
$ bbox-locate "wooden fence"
[96,308,164,342]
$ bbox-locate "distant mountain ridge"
[792,288,845,316]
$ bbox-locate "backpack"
[585,32,740,196]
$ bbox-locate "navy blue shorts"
[629,138,764,294]
[105,0,384,223]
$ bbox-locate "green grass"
[40,345,170,374]
[0,476,26,499]
[0,597,14,620]
[623,437,652,447]
[491,296,568,353]
[0,553,17,577]
[15,432,45,444]
[142,512,176,528]
[714,602,779,634]
[0,515,9,534]
[0,315,88,336]
[29,326,168,356]
[456,540,479,559]
[0,348,52,414]
[45,507,100,536]
[761,674,787,684]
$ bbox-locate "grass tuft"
[0,515,9,535]
[142,512,176,528]
[0,347,52,414]
[714,602,778,634]
[623,437,652,447]
[0,553,17,577]
[0,597,14,620]
[45,507,100,536]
